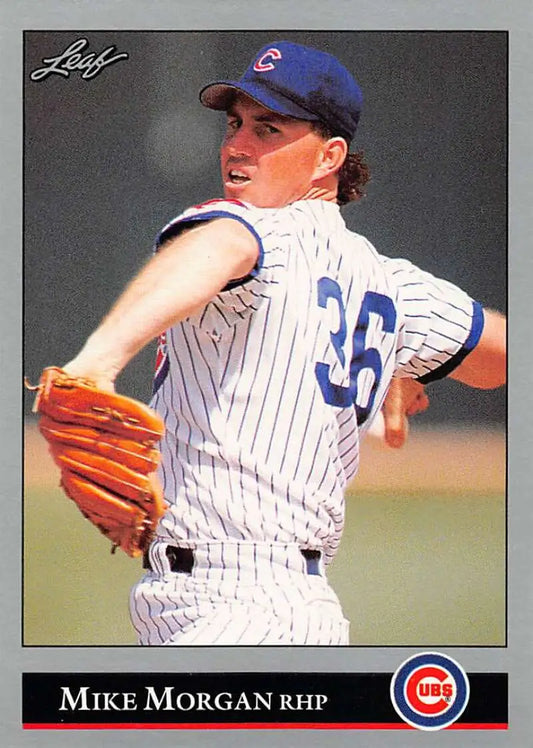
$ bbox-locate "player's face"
[220,95,329,208]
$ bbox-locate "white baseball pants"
[129,541,349,645]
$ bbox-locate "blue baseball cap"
[199,41,363,142]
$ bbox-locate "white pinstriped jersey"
[149,199,483,565]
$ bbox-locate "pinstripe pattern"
[129,198,482,644]
[131,542,349,645]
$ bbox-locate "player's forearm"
[64,219,258,383]
[450,308,506,389]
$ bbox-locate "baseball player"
[56,41,506,645]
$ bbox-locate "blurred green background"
[24,424,505,647]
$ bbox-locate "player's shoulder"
[165,198,256,227]
[156,198,365,252]
[380,255,417,273]
[155,198,267,250]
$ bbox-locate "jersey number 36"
[315,277,396,425]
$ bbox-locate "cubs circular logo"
[390,652,470,730]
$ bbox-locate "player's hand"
[381,378,429,448]
[61,357,116,393]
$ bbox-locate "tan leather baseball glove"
[27,366,166,558]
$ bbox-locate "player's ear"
[313,137,348,180]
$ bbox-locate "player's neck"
[300,185,339,203]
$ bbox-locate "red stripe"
[23,722,509,730]
[447,724,508,730]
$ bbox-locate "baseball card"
[2,0,531,745]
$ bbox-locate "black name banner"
[22,672,508,730]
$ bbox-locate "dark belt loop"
[142,546,194,574]
[301,548,321,575]
[166,546,194,574]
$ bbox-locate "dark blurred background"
[24,31,507,424]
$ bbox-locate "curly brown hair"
[311,122,370,206]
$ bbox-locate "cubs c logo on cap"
[253,47,282,72]
[390,652,470,731]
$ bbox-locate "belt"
[143,546,322,575]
